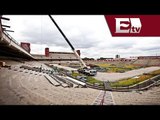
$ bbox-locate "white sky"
[2,15,160,59]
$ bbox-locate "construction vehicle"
[48,15,97,76]
[78,67,97,76]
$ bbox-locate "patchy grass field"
[95,63,140,73]
[86,76,104,86]
[110,69,160,87]
[71,72,103,86]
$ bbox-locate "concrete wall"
[0,17,2,38]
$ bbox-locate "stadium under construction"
[0,16,160,105]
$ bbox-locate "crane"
[48,15,86,68]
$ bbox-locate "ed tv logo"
[115,18,142,33]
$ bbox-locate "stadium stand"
[113,86,160,105]
[0,61,99,105]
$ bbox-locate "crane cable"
[48,15,86,67]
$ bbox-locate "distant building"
[97,57,107,60]
[115,55,120,59]
[130,56,138,60]
[138,56,160,59]
[82,57,94,61]
[97,57,113,61]
[32,47,79,62]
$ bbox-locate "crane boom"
[48,15,86,67]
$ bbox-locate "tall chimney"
[45,48,49,57]
[76,50,80,56]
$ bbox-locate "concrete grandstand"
[32,48,81,67]
[84,56,160,67]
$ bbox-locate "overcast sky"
[2,15,160,59]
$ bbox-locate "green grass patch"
[150,69,160,75]
[71,72,104,86]
[110,75,153,87]
[71,72,80,78]
[71,72,87,79]
[86,76,104,86]
[110,69,160,87]
[95,63,111,68]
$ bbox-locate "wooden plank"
[44,75,60,86]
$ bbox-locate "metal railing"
[3,30,20,45]
[111,75,160,92]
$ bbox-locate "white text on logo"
[115,18,142,33]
